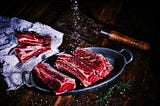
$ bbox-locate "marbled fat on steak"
[55,53,100,87]
[34,62,76,95]
[73,47,113,79]
[16,31,51,46]
[15,31,51,63]
[55,47,113,87]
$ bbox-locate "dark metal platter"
[22,47,133,95]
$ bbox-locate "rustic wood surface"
[0,0,158,106]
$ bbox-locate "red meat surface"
[15,31,51,63]
[73,47,113,78]
[16,31,51,46]
[34,62,76,95]
[55,47,113,87]
[15,45,50,63]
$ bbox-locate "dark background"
[0,0,159,105]
[0,0,157,47]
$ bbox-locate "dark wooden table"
[0,0,158,106]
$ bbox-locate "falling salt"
[105,103,108,106]
[120,91,123,95]
[40,99,43,102]
[71,0,81,37]
[96,96,99,98]
[35,102,37,105]
[86,95,89,99]
[76,99,79,102]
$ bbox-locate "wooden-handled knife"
[100,30,150,50]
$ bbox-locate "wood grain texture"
[0,0,157,105]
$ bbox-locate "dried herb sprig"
[96,80,131,103]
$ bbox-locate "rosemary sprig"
[116,80,130,90]
[96,80,131,103]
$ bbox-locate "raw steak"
[73,47,113,78]
[15,45,50,63]
[55,47,113,87]
[15,31,51,63]
[34,62,76,95]
[16,31,51,46]
[55,54,100,87]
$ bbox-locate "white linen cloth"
[0,16,63,90]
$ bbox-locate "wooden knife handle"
[109,31,150,50]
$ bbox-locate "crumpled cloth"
[0,16,63,90]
